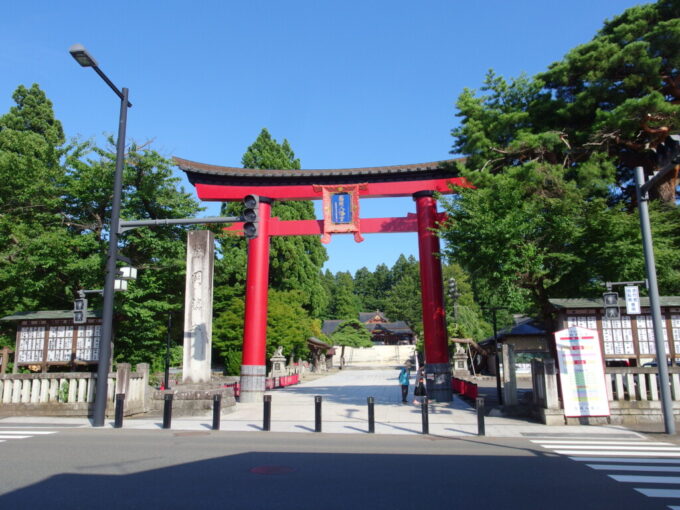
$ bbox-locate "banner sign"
[554,326,610,418]
[314,184,367,244]
[625,285,641,315]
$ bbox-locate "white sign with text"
[554,326,610,418]
[625,285,641,315]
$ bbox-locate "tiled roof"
[321,320,344,336]
[359,311,388,323]
[549,297,680,309]
[1,310,102,321]
[174,157,463,179]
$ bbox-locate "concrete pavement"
[0,367,646,438]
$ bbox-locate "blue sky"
[2,0,645,274]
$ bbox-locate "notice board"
[554,326,610,418]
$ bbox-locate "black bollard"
[421,397,429,435]
[263,395,272,431]
[476,396,486,436]
[114,393,125,429]
[315,396,322,433]
[162,393,173,429]
[212,394,222,431]
[367,397,375,433]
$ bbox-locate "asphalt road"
[0,427,675,509]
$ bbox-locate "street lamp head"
[69,44,98,67]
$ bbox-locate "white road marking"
[587,464,680,472]
[532,440,673,446]
[572,457,680,464]
[0,435,30,439]
[609,474,680,484]
[0,430,57,435]
[547,445,680,451]
[558,450,680,457]
[634,488,680,498]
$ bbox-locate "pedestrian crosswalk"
[531,437,680,509]
[0,429,57,443]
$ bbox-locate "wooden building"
[550,297,680,366]
[0,310,102,372]
[322,311,415,345]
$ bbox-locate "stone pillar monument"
[183,230,214,383]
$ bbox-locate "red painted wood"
[195,177,472,202]
[415,195,449,365]
[242,200,271,367]
[223,215,420,236]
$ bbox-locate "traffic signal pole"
[635,166,675,435]
[240,197,272,403]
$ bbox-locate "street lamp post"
[69,44,132,427]
[481,305,504,406]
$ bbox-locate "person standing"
[398,363,411,403]
[413,367,427,405]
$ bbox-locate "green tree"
[0,84,71,325]
[329,271,360,319]
[330,319,373,348]
[66,140,202,367]
[445,1,680,320]
[538,0,680,203]
[453,1,680,205]
[443,263,490,342]
[213,128,328,370]
[383,255,422,334]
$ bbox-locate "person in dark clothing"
[413,368,427,404]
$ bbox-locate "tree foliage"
[443,1,680,320]
[330,319,373,348]
[453,0,680,204]
[0,83,202,368]
[213,128,328,369]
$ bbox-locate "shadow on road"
[0,449,654,510]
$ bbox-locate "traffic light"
[242,194,260,239]
[74,298,88,324]
[603,292,620,319]
[448,278,458,299]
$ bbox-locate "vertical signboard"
[554,326,610,418]
[624,285,641,315]
[331,193,351,224]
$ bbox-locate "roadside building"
[322,311,415,345]
[0,310,102,373]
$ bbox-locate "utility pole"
[635,165,676,435]
[482,305,505,406]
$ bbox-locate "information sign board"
[554,326,610,418]
[625,285,641,315]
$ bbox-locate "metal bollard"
[162,393,173,429]
[421,397,429,434]
[315,395,322,433]
[212,394,222,431]
[476,396,485,436]
[367,397,375,433]
[263,395,272,431]
[114,393,125,429]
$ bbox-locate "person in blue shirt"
[398,363,411,403]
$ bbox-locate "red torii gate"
[176,157,472,402]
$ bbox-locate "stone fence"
[0,363,149,417]
[530,359,680,425]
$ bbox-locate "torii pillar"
[414,191,452,402]
[239,197,272,402]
